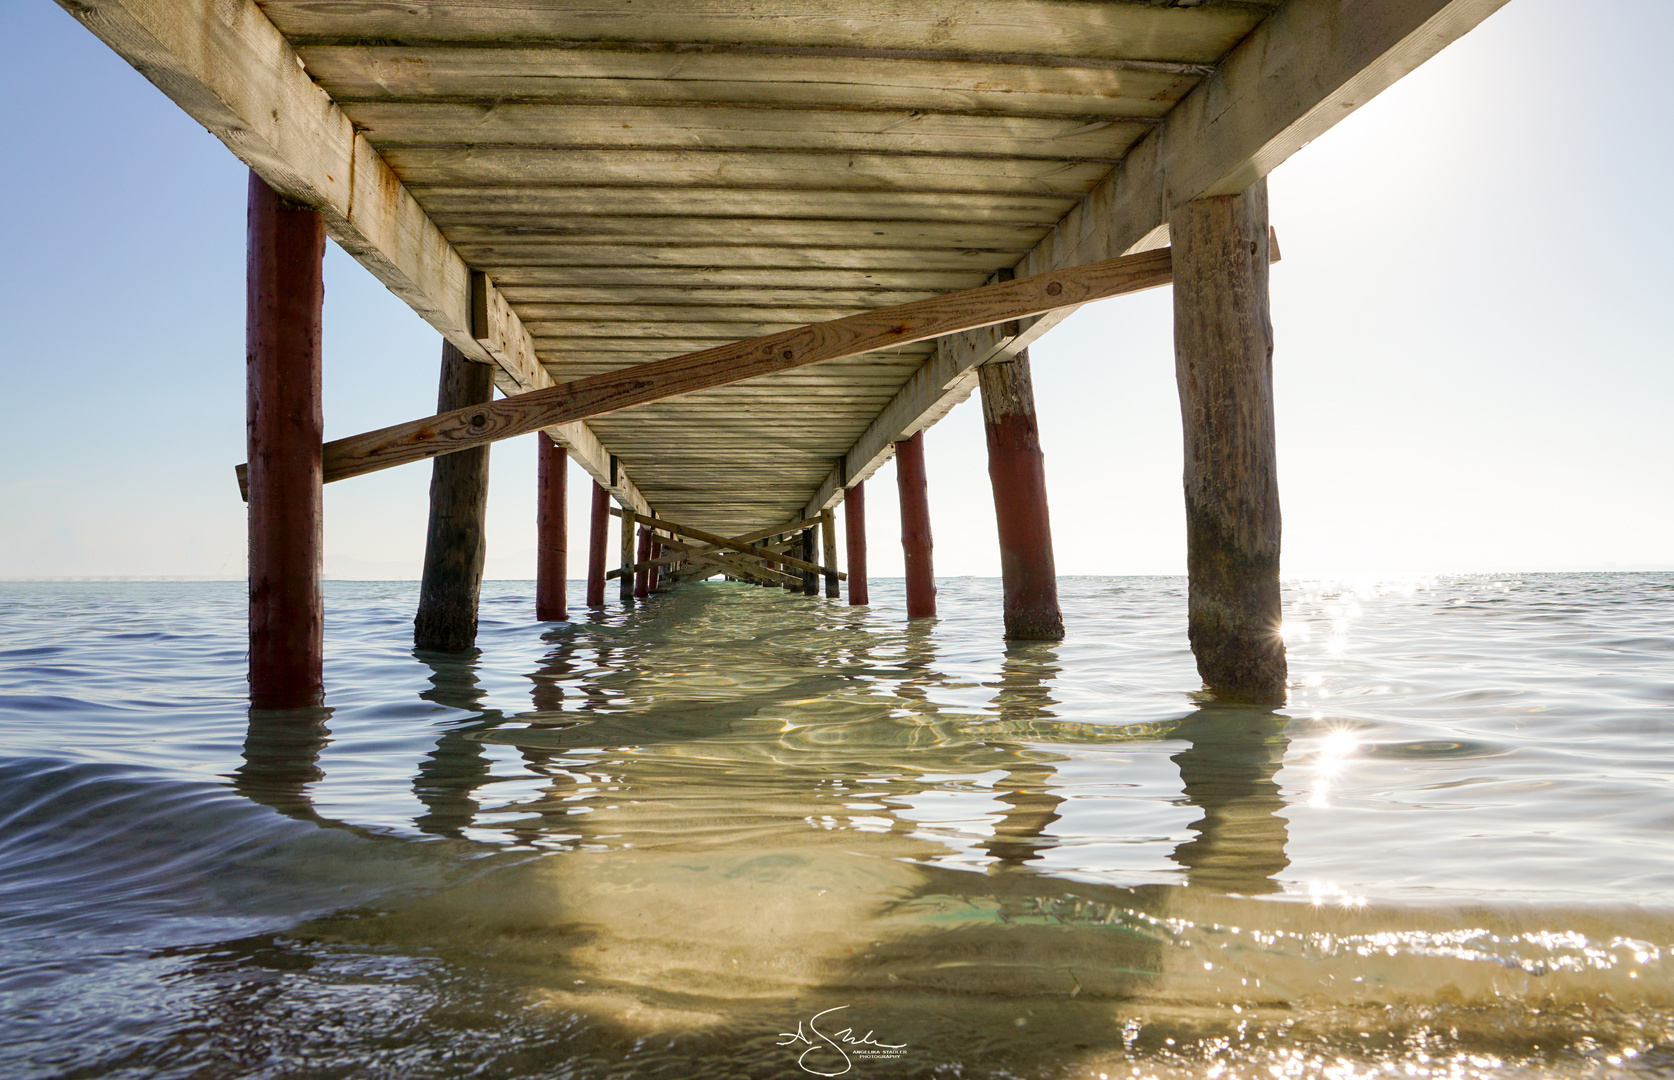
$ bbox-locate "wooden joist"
[264,246,1177,488]
[606,535,798,580]
[617,510,846,581]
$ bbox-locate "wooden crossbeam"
[618,509,845,580]
[603,514,818,579]
[251,246,1179,490]
[606,536,797,580]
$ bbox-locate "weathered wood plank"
[461,243,1032,272]
[297,43,1201,120]
[437,218,1052,250]
[501,285,948,308]
[347,103,1151,160]
[490,265,989,290]
[265,2,1273,61]
[299,246,1177,485]
[413,187,1075,224]
[381,147,1115,194]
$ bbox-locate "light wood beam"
[803,0,1509,516]
[273,247,1177,487]
[55,0,649,517]
[607,535,799,579]
[613,510,846,581]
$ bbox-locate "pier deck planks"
[59,0,1508,540]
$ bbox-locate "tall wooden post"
[801,528,818,596]
[845,481,869,606]
[634,525,652,599]
[535,435,568,622]
[619,510,636,605]
[246,172,325,709]
[821,509,840,598]
[1171,179,1286,702]
[783,531,799,591]
[978,349,1064,640]
[415,343,495,651]
[895,431,936,619]
[649,532,664,592]
[585,480,608,608]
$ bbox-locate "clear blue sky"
[1,0,1668,580]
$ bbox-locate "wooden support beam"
[246,172,324,709]
[619,510,636,606]
[800,528,818,597]
[634,525,652,600]
[821,510,840,599]
[415,342,495,652]
[803,0,1509,518]
[979,348,1064,641]
[535,434,567,622]
[611,509,845,580]
[608,533,799,579]
[1173,180,1286,703]
[649,534,666,592]
[896,431,936,619]
[845,481,869,607]
[585,479,609,608]
[275,248,1179,488]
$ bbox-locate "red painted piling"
[634,525,652,599]
[246,172,325,709]
[845,481,869,606]
[585,480,609,608]
[535,436,568,621]
[979,350,1064,640]
[895,431,936,619]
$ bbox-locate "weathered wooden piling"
[634,525,652,599]
[585,480,608,608]
[415,343,495,651]
[979,349,1064,640]
[801,528,818,596]
[535,435,567,622]
[821,510,840,599]
[619,511,636,605]
[1171,179,1286,703]
[845,482,869,606]
[246,172,325,709]
[895,431,936,619]
[649,534,665,592]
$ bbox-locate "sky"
[1,0,1669,581]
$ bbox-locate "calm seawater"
[1,574,1671,1079]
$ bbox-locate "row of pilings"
[243,170,1285,711]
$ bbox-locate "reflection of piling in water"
[233,705,333,823]
[981,641,1065,867]
[413,651,505,839]
[1168,704,1291,894]
[527,628,582,716]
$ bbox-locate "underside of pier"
[60,0,1508,703]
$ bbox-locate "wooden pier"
[57,0,1508,708]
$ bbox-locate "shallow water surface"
[1,574,1671,1078]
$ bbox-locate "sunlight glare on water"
[0,574,1670,1078]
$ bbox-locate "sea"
[0,573,1670,1079]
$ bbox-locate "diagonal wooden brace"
[235,244,1226,495]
